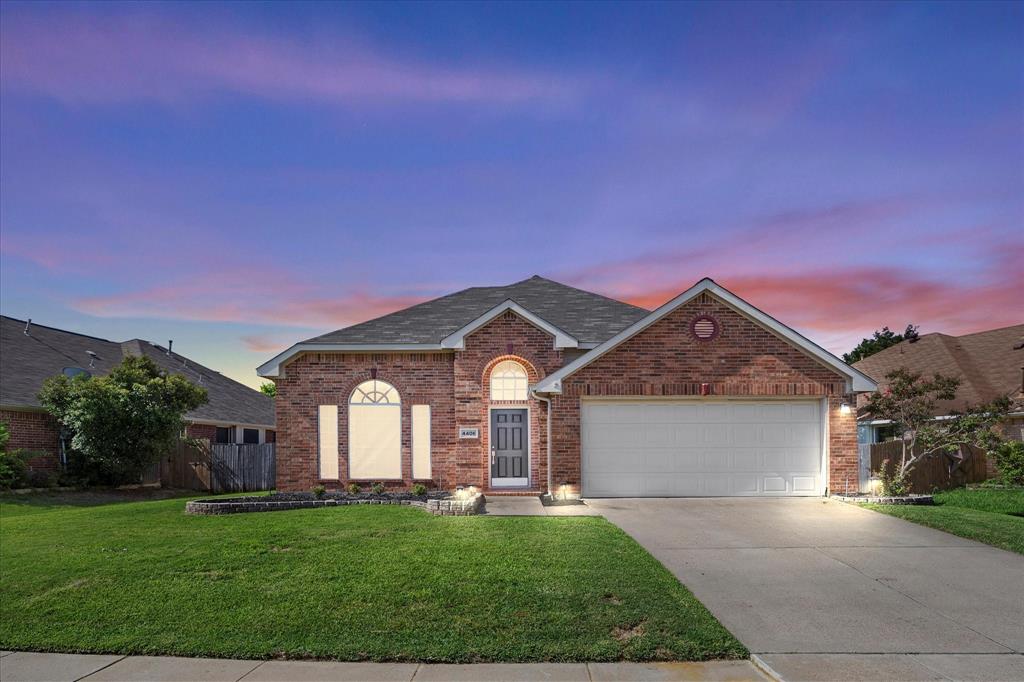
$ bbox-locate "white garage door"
[581,400,823,497]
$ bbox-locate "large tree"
[863,368,1008,494]
[843,324,919,364]
[39,356,207,485]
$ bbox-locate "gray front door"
[491,409,527,484]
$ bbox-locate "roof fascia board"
[0,403,46,412]
[533,278,877,394]
[188,417,276,430]
[439,299,578,350]
[257,343,446,377]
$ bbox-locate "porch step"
[483,489,545,497]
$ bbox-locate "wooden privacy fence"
[159,440,275,492]
[869,440,989,493]
[209,443,275,493]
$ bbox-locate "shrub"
[311,484,326,499]
[991,441,1024,487]
[347,482,362,495]
[39,356,207,485]
[371,482,385,495]
[411,483,427,496]
[876,458,910,497]
[0,423,33,490]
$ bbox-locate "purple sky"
[1,1,1021,389]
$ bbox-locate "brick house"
[259,277,876,497]
[1,316,275,472]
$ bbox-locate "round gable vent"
[691,315,719,341]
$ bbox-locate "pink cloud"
[0,11,586,108]
[560,197,1023,355]
[241,334,290,354]
[572,247,1022,357]
[73,267,431,330]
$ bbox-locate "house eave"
[187,417,276,430]
[257,343,448,378]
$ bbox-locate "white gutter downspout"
[531,389,552,497]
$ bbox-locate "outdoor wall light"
[840,401,852,415]
[455,484,465,500]
[559,481,569,500]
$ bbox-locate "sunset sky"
[1,1,1021,389]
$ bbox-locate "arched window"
[351,379,401,405]
[349,379,401,479]
[490,360,528,402]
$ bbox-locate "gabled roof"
[1,316,274,428]
[306,276,646,346]
[533,278,878,394]
[853,324,1024,415]
[258,276,647,377]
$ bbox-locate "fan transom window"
[351,379,401,405]
[490,360,529,402]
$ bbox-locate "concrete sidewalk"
[0,652,768,681]
[482,497,600,516]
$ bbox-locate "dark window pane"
[215,427,233,444]
[243,428,259,444]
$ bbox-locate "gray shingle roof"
[305,276,649,346]
[1,316,274,427]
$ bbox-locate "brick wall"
[274,351,456,491]
[0,408,60,470]
[551,292,855,495]
[186,423,218,441]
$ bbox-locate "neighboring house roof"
[1,316,274,428]
[534,278,877,394]
[259,276,648,376]
[853,324,1024,416]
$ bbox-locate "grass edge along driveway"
[0,493,746,663]
[863,487,1024,555]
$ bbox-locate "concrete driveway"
[589,498,1024,679]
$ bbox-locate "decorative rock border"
[186,492,485,516]
[833,494,934,505]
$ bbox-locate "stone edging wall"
[832,494,934,505]
[186,493,485,516]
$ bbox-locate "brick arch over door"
[479,354,544,489]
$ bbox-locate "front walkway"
[482,496,600,516]
[0,652,769,681]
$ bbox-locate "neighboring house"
[852,324,1024,464]
[258,276,875,497]
[0,315,276,471]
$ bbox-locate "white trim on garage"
[581,397,826,497]
[534,278,878,394]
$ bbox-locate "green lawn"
[0,493,744,662]
[865,487,1024,555]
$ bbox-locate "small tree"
[259,382,277,398]
[39,356,208,485]
[843,324,918,364]
[864,368,1009,493]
